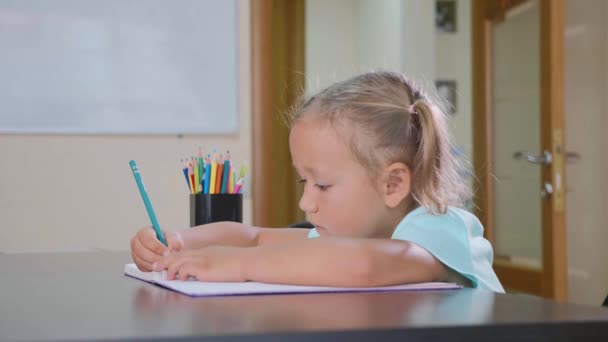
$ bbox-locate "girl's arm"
[131,222,309,272]
[177,222,309,250]
[242,237,448,287]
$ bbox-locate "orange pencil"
[215,162,224,194]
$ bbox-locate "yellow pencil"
[228,167,234,194]
[209,161,218,194]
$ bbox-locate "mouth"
[313,224,326,233]
[309,220,328,234]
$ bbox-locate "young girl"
[130,70,504,292]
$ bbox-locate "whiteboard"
[0,0,238,134]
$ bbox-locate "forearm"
[175,223,309,251]
[177,222,259,250]
[243,238,443,287]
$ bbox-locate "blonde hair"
[290,70,470,214]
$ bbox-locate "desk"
[1,252,608,341]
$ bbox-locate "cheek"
[325,186,383,236]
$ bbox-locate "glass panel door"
[491,0,542,267]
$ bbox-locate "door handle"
[541,182,553,198]
[566,151,581,164]
[513,150,552,165]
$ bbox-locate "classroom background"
[0,0,606,307]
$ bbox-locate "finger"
[180,264,202,281]
[133,237,164,265]
[132,253,154,272]
[178,264,191,281]
[165,255,189,280]
[130,247,137,264]
[130,249,140,269]
[140,228,169,255]
[166,262,179,280]
[133,239,163,271]
[167,257,191,280]
[154,250,181,271]
[166,231,184,252]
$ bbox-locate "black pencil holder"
[190,193,243,227]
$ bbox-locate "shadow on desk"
[131,284,495,330]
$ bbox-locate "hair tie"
[408,104,417,115]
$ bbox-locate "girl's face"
[289,116,397,238]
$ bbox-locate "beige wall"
[0,1,252,253]
[305,0,359,94]
[565,0,608,306]
[305,0,435,94]
[402,0,436,82]
[435,0,472,159]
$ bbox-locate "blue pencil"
[129,160,168,246]
[198,157,204,192]
[203,156,212,194]
[181,159,190,191]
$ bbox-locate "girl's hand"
[154,246,252,282]
[130,227,184,271]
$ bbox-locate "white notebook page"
[124,263,462,297]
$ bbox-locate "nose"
[298,185,318,214]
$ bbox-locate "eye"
[315,184,331,191]
[297,178,306,185]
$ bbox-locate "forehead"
[289,116,357,173]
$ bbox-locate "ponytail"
[409,99,469,213]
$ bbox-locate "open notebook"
[124,263,462,297]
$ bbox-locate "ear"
[381,162,411,208]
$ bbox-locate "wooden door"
[472,0,567,300]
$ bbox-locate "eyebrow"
[293,164,317,177]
